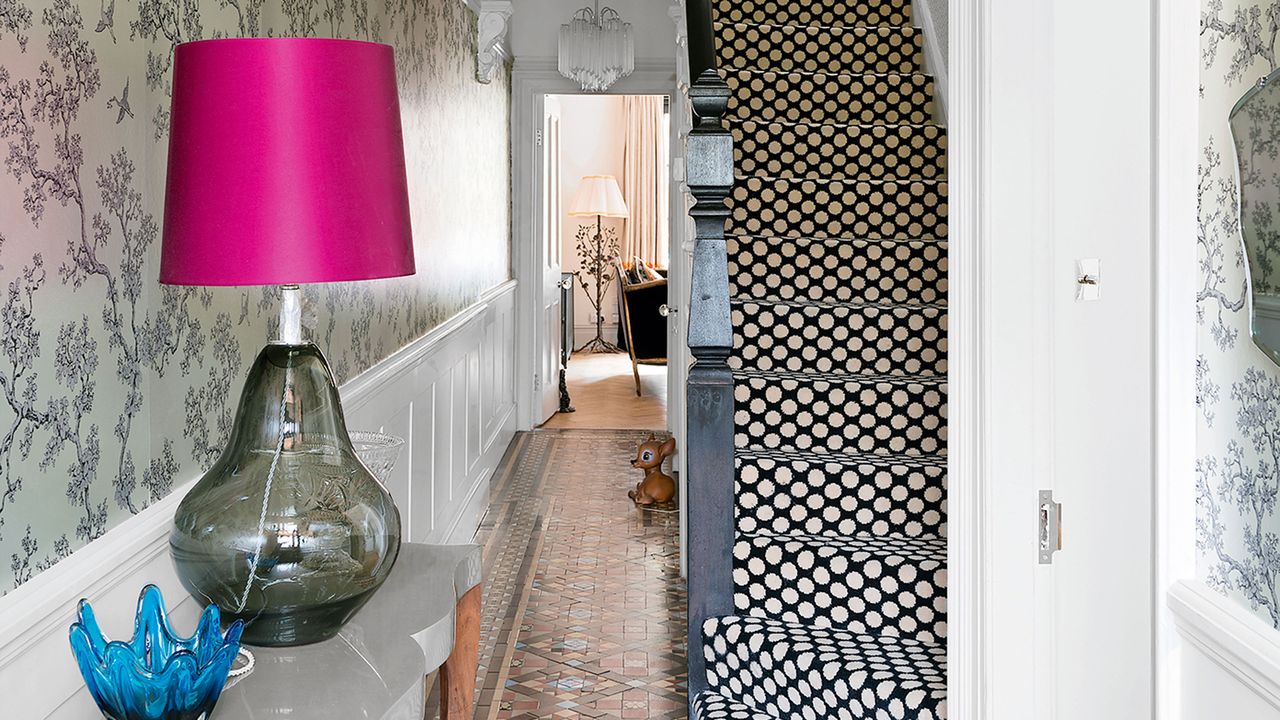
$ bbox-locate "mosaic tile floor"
[471,429,688,720]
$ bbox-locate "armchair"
[614,260,668,396]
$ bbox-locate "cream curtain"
[620,96,669,267]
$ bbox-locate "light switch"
[1076,259,1101,302]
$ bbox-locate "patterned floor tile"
[471,429,688,720]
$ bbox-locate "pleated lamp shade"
[160,38,416,286]
[568,175,629,218]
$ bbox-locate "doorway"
[536,93,672,432]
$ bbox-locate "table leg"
[439,585,481,720]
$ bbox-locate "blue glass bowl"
[69,585,244,720]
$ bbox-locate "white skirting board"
[0,280,518,719]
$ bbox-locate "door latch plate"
[1039,490,1062,564]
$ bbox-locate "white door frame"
[1154,0,1202,717]
[511,59,681,432]
[948,0,984,716]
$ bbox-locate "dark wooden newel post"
[683,0,735,706]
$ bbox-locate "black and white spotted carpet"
[694,0,947,717]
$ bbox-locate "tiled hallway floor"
[471,429,687,719]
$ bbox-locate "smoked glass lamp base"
[170,343,401,647]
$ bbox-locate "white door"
[977,0,1155,717]
[536,98,564,424]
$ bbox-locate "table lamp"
[161,38,415,647]
[568,175,629,352]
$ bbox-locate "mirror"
[1231,71,1280,364]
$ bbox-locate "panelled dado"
[0,286,517,719]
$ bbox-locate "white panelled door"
[537,97,564,424]
[976,0,1156,718]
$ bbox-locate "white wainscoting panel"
[0,281,517,719]
[1171,579,1280,718]
[342,280,517,544]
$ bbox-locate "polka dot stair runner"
[692,0,948,718]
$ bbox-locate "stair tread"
[733,367,945,386]
[692,690,783,720]
[735,451,947,538]
[737,446,948,467]
[713,0,913,32]
[740,529,946,552]
[716,19,919,33]
[701,616,946,720]
[731,297,946,311]
[738,175,947,187]
[726,67,934,82]
[716,21,923,75]
[724,68,937,127]
[729,230,948,245]
[729,117,945,130]
[733,533,947,643]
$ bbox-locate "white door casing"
[512,61,681,431]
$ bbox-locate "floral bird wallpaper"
[1198,0,1280,627]
[0,0,511,594]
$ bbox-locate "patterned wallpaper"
[0,0,511,594]
[1198,0,1280,627]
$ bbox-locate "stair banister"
[682,0,735,705]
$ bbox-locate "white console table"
[209,543,484,720]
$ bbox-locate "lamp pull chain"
[235,359,293,614]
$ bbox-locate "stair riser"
[716,23,923,75]
[735,377,946,456]
[726,71,936,126]
[732,301,947,376]
[702,618,947,720]
[729,237,947,306]
[733,536,947,645]
[733,122,947,181]
[737,456,946,537]
[714,0,913,29]
[728,177,948,241]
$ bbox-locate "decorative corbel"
[477,1,513,84]
[670,0,689,89]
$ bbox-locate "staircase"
[683,0,947,718]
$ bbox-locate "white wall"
[555,95,628,347]
[509,0,677,62]
[1184,650,1280,720]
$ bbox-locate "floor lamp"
[569,175,629,353]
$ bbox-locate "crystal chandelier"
[558,2,634,92]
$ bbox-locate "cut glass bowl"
[350,430,407,483]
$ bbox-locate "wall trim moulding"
[513,56,677,80]
[0,283,518,718]
[477,0,513,84]
[1169,579,1280,710]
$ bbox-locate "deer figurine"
[628,434,677,507]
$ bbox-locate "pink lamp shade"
[160,38,416,286]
